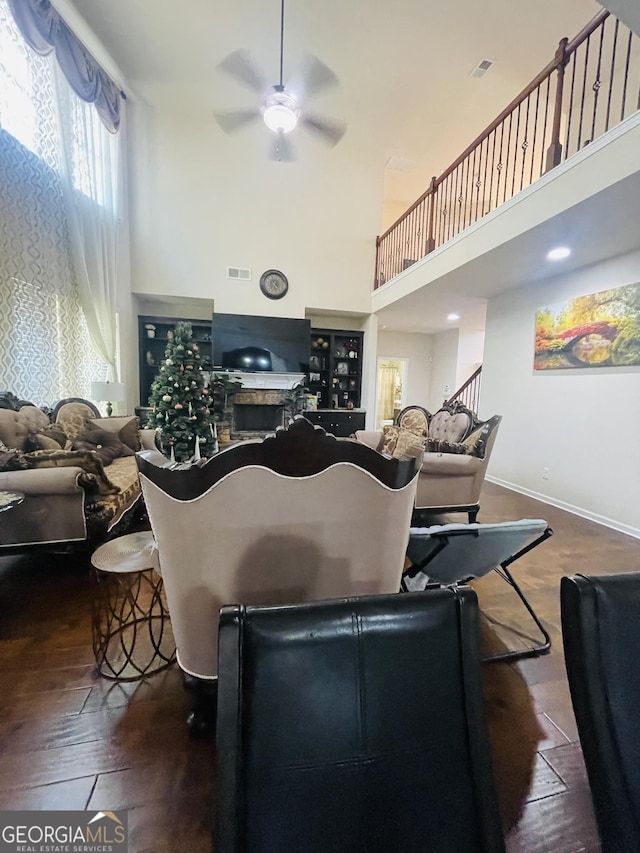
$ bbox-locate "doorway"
[375,358,408,429]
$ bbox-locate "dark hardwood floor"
[0,482,638,852]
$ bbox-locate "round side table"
[91,531,176,680]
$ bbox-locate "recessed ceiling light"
[547,246,571,261]
[447,313,460,321]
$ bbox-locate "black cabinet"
[138,315,213,406]
[303,410,366,438]
[307,328,363,411]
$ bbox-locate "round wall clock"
[259,269,289,300]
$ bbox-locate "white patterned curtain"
[0,0,125,404]
[53,63,126,382]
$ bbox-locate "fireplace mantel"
[218,371,305,390]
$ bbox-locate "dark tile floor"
[0,482,638,851]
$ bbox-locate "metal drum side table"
[91,531,176,680]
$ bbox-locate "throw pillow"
[461,424,490,458]
[380,425,400,456]
[425,439,470,455]
[42,424,68,447]
[26,424,68,451]
[392,428,426,461]
[24,449,119,494]
[73,425,133,466]
[118,417,141,452]
[27,432,61,451]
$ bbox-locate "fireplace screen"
[234,404,284,432]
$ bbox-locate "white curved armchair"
[137,417,420,732]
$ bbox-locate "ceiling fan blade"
[269,131,296,162]
[300,54,340,98]
[300,113,346,147]
[217,50,267,94]
[214,109,262,134]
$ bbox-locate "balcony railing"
[375,10,640,288]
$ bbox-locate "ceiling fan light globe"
[263,103,298,133]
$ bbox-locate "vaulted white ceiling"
[58,0,624,338]
[64,0,599,216]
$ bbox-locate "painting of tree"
[534,283,640,370]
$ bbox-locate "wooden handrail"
[376,9,614,257]
[566,8,609,52]
[445,365,482,407]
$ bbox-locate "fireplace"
[234,404,283,432]
[232,388,289,439]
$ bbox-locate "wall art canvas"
[534,283,640,370]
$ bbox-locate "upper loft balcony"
[374,10,640,309]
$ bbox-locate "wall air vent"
[470,59,493,79]
[226,267,251,281]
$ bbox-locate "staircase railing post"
[374,235,381,289]
[425,177,437,254]
[545,37,569,172]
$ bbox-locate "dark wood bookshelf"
[137,315,213,406]
[307,328,364,411]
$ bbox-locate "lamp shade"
[91,381,126,402]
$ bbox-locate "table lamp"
[91,380,126,417]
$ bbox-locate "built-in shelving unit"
[306,328,363,411]
[137,315,213,407]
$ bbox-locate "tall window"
[0,0,109,404]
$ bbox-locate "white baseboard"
[485,475,640,541]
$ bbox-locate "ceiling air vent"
[470,59,493,79]
[226,267,251,281]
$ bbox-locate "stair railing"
[445,365,482,413]
[375,10,639,288]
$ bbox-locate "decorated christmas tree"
[147,321,218,461]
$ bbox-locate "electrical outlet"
[542,467,550,480]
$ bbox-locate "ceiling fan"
[213,0,346,161]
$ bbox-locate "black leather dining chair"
[215,589,505,853]
[561,572,640,852]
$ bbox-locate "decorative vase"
[147,329,155,338]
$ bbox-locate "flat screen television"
[212,313,310,373]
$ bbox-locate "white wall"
[428,329,459,412]
[362,314,379,427]
[377,330,433,410]
[481,249,640,538]
[120,99,387,410]
[456,328,485,389]
[126,100,384,319]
